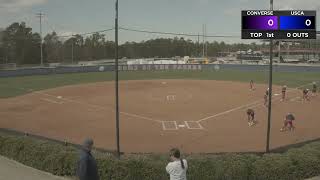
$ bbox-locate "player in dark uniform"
[246,109,256,126]
[281,85,287,101]
[250,80,255,91]
[280,113,295,131]
[264,88,269,107]
[312,82,317,96]
[302,88,310,101]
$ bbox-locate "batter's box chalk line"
[166,95,176,101]
[162,121,178,131]
[185,121,204,130]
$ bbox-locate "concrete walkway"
[0,156,72,180]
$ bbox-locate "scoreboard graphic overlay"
[242,10,316,39]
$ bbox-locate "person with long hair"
[280,113,296,132]
[166,148,188,180]
[246,109,256,127]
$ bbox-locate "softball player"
[264,88,269,107]
[281,85,287,101]
[302,88,310,101]
[312,82,317,96]
[246,109,256,126]
[280,113,295,132]
[250,80,255,91]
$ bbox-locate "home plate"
[274,94,280,96]
[161,82,167,85]
[57,96,62,99]
[178,124,186,128]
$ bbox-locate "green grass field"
[0,70,319,98]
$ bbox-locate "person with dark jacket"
[76,138,100,180]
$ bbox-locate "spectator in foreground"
[76,138,100,180]
[166,148,188,180]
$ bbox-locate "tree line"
[1,22,312,65]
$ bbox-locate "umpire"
[76,138,100,180]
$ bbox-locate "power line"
[119,26,240,38]
[57,28,115,38]
[43,16,59,34]
[42,16,114,38]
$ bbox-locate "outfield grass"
[0,70,319,98]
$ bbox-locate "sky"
[0,0,319,44]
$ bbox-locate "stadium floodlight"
[266,0,274,153]
[115,0,120,159]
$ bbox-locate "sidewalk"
[0,156,72,180]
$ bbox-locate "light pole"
[202,24,205,58]
[71,35,74,64]
[115,0,120,159]
[266,0,273,153]
[36,12,44,66]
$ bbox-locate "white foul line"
[41,98,63,104]
[120,112,162,123]
[33,91,163,124]
[197,100,262,122]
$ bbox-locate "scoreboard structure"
[242,10,316,39]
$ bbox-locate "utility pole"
[71,35,74,64]
[115,0,120,159]
[202,24,205,58]
[198,33,200,57]
[36,12,44,66]
[266,0,273,153]
[205,24,208,57]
